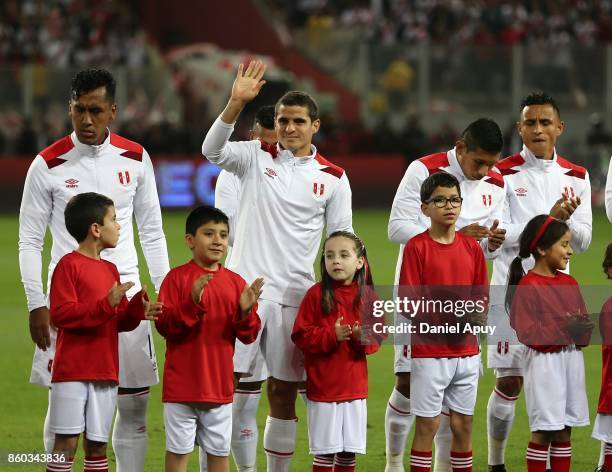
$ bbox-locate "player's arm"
[497,183,523,247]
[606,156,612,222]
[155,273,204,339]
[215,171,240,247]
[388,160,429,244]
[133,149,170,292]
[508,286,539,346]
[481,190,506,259]
[325,172,353,235]
[291,289,339,354]
[566,171,592,253]
[202,61,266,176]
[18,156,53,349]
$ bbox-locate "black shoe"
[594,466,604,472]
[488,466,507,472]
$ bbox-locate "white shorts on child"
[234,299,304,382]
[49,381,118,442]
[523,347,589,432]
[593,413,612,443]
[410,354,480,417]
[307,399,367,455]
[164,402,232,456]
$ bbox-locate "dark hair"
[320,231,374,314]
[275,91,319,122]
[253,105,275,130]
[64,192,114,243]
[505,214,569,311]
[420,171,461,203]
[603,243,612,277]
[186,206,229,235]
[71,69,116,102]
[520,91,560,118]
[459,118,503,154]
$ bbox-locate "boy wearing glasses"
[400,172,489,472]
[385,118,506,472]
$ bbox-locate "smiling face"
[185,221,229,269]
[517,104,564,159]
[69,86,116,145]
[538,230,573,272]
[324,236,364,285]
[456,141,500,180]
[421,185,462,227]
[275,104,320,157]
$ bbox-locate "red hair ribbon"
[529,216,556,252]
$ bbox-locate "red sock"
[410,449,432,472]
[450,450,472,471]
[549,441,571,472]
[84,455,108,472]
[46,457,73,472]
[605,442,612,470]
[313,454,334,471]
[334,452,356,471]
[526,442,548,472]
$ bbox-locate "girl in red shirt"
[292,231,382,472]
[506,214,593,472]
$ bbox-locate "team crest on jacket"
[482,194,492,206]
[65,178,79,189]
[264,168,277,179]
[564,186,575,198]
[117,171,131,185]
[313,182,325,196]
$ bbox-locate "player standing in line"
[593,244,612,472]
[202,60,353,472]
[155,206,262,472]
[486,92,592,472]
[385,118,506,472]
[292,231,383,472]
[507,215,593,472]
[19,69,170,471]
[45,193,161,472]
[402,172,489,472]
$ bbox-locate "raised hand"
[335,316,352,341]
[550,193,580,221]
[240,277,264,314]
[144,301,163,321]
[230,61,267,105]
[191,274,214,304]
[108,281,135,308]
[459,223,490,241]
[487,219,506,252]
[351,321,362,340]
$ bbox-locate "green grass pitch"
[0,209,609,470]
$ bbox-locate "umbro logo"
[65,178,79,188]
[264,168,277,179]
[515,187,527,196]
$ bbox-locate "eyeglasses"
[425,196,463,208]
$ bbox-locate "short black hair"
[71,69,116,102]
[64,192,114,243]
[253,105,275,130]
[460,118,503,154]
[520,91,560,118]
[420,171,461,203]
[186,206,229,235]
[603,243,612,274]
[275,91,319,122]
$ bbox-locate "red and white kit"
[292,282,381,455]
[202,118,352,381]
[388,148,504,372]
[400,231,488,416]
[19,131,169,388]
[593,297,612,443]
[488,145,592,371]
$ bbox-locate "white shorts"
[30,281,159,388]
[495,367,523,378]
[163,402,232,456]
[394,343,412,373]
[593,414,612,443]
[411,354,480,417]
[49,381,118,442]
[234,300,304,382]
[486,304,523,369]
[523,347,589,432]
[237,344,269,383]
[307,399,367,455]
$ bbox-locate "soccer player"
[401,172,489,472]
[202,60,353,472]
[486,92,592,472]
[385,118,506,472]
[46,192,161,472]
[155,206,262,472]
[19,69,170,471]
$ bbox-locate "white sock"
[384,388,413,472]
[433,408,452,472]
[598,440,605,467]
[487,388,517,466]
[232,390,262,471]
[44,390,54,453]
[263,416,296,472]
[112,390,149,472]
[198,446,208,471]
[298,388,307,406]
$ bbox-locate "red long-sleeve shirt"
[598,297,612,414]
[156,261,260,404]
[399,231,489,358]
[49,251,144,383]
[509,271,590,353]
[291,282,382,402]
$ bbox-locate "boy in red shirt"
[155,206,262,472]
[46,192,161,472]
[400,172,488,472]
